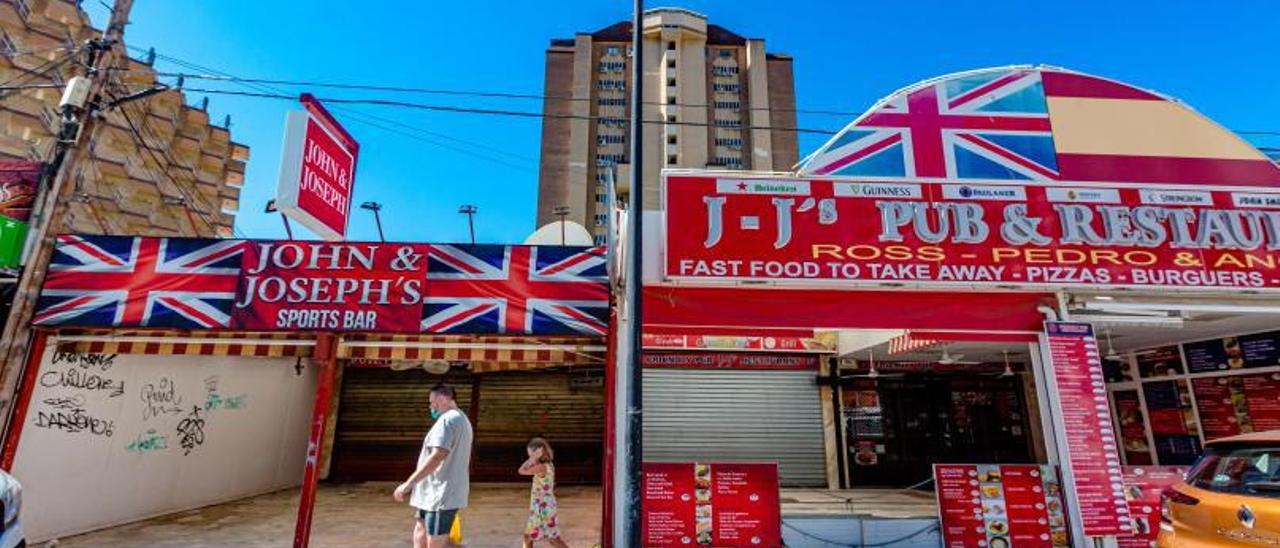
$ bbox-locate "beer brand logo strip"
[941,185,1027,201]
[1139,189,1213,206]
[715,180,811,195]
[1045,187,1121,204]
[834,182,923,199]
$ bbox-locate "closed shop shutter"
[643,369,827,487]
[331,367,473,481]
[474,369,605,485]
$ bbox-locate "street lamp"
[553,206,571,245]
[360,201,385,242]
[458,204,478,245]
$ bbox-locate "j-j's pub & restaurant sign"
[664,175,1280,291]
[275,94,359,241]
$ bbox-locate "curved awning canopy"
[797,65,1280,188]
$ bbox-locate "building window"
[713,156,744,168]
[597,134,625,145]
[598,61,626,73]
[715,137,743,148]
[667,96,676,105]
[597,98,626,107]
[667,59,676,69]
[667,41,676,51]
[668,135,677,145]
[667,77,676,87]
[668,154,678,165]
[596,153,625,166]
[594,235,606,246]
[714,101,741,110]
[712,65,740,77]
[596,193,607,204]
[606,45,620,56]
[597,79,625,91]
[598,117,626,128]
[714,119,742,128]
[713,83,741,93]
[594,214,607,226]
[667,115,677,123]
[719,48,733,58]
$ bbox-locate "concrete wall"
[12,347,317,542]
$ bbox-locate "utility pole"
[458,204,477,245]
[0,0,135,444]
[616,0,644,545]
[360,201,384,242]
[553,205,570,245]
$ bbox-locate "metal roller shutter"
[331,367,473,481]
[643,369,827,487]
[474,369,605,484]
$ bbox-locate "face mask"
[430,408,442,420]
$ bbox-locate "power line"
[131,47,543,171]
[126,70,865,117]
[175,86,841,135]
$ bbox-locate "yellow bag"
[449,511,464,545]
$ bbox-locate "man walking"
[394,384,474,548]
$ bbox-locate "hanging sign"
[641,462,781,548]
[275,94,359,241]
[665,175,1280,291]
[1043,322,1132,537]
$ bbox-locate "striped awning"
[887,331,942,356]
[338,334,606,374]
[51,330,316,357]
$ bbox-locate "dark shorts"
[416,508,458,536]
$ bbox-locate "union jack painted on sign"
[803,70,1060,180]
[34,235,244,328]
[422,244,608,335]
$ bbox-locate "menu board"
[1111,390,1152,465]
[1186,331,1280,373]
[1044,322,1132,537]
[1135,346,1184,378]
[1118,466,1189,547]
[1191,371,1280,441]
[1142,380,1202,465]
[935,464,1070,547]
[642,462,781,547]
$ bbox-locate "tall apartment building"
[536,8,798,244]
[0,0,247,238]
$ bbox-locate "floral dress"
[525,463,561,541]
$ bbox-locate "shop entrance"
[841,374,1034,487]
[833,337,1042,489]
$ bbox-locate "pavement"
[45,483,603,548]
[43,484,936,547]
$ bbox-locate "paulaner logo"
[944,185,1026,201]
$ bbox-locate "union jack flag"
[422,244,608,335]
[802,69,1060,180]
[34,235,244,328]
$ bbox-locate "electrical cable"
[108,80,226,235]
[135,70,865,117]
[132,47,543,172]
[171,87,840,135]
[0,48,79,91]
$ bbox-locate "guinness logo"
[1240,505,1256,530]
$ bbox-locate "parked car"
[1158,431,1280,547]
[0,469,22,548]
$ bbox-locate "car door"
[1173,445,1280,545]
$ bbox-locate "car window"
[1189,446,1280,499]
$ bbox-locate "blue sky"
[88,1,1280,244]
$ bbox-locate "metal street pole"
[620,0,644,545]
[459,204,477,245]
[553,205,570,245]
[360,201,384,242]
[0,0,135,447]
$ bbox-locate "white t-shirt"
[409,408,473,511]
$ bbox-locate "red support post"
[293,333,337,548]
[0,330,48,471]
[601,305,618,547]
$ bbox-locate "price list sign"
[1044,322,1133,537]
[1117,466,1189,547]
[642,462,781,547]
[935,464,1071,547]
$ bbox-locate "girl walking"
[519,437,569,548]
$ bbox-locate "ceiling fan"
[937,348,980,365]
